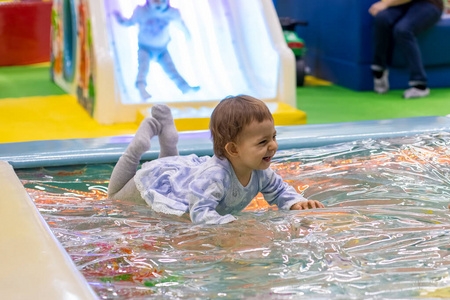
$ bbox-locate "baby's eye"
[273,135,277,140]
[259,140,267,145]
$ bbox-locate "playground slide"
[106,0,283,103]
[51,0,296,124]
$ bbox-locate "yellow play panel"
[138,102,307,131]
[0,95,307,143]
[0,95,139,143]
[304,75,332,86]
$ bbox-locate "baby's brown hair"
[209,95,274,158]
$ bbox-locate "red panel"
[0,2,52,66]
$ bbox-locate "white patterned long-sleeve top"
[134,154,307,224]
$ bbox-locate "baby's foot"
[151,104,174,125]
[128,117,161,157]
[151,104,179,157]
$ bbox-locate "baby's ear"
[224,142,238,157]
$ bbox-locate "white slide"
[89,0,295,124]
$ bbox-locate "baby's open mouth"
[263,156,272,162]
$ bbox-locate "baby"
[108,95,324,224]
[114,0,199,99]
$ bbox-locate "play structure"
[0,1,52,66]
[51,0,305,128]
[1,116,450,298]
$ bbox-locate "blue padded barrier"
[2,116,450,169]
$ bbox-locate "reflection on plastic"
[18,132,450,299]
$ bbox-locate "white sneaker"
[374,69,389,94]
[403,87,430,99]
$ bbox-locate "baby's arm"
[261,169,324,210]
[188,171,236,225]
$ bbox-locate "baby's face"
[233,118,278,171]
[149,0,169,11]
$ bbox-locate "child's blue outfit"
[116,4,192,92]
[134,154,306,224]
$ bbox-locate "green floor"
[2,64,450,124]
[298,84,450,124]
[0,64,66,99]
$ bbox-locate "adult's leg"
[393,2,442,87]
[372,5,406,72]
[371,5,406,93]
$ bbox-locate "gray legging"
[108,105,179,203]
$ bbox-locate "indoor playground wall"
[51,0,297,125]
[0,1,52,66]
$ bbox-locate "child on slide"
[114,0,199,100]
[108,95,324,224]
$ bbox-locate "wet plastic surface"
[17,132,450,299]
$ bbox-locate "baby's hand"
[290,200,324,210]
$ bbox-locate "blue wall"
[272,0,450,90]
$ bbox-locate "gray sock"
[151,104,179,158]
[128,116,161,158]
[108,117,160,200]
